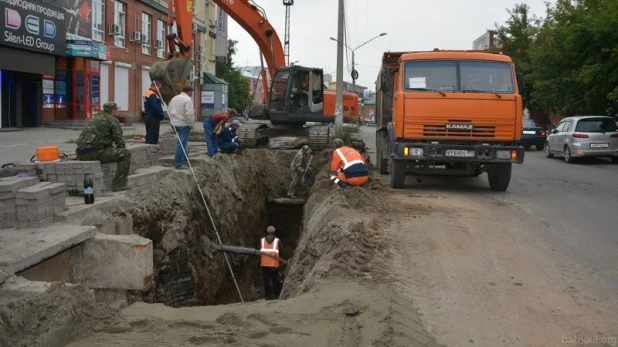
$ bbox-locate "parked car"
[520,119,546,150]
[544,115,618,163]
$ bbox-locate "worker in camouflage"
[75,102,132,192]
[286,145,313,198]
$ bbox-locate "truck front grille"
[423,124,496,138]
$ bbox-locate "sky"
[226,0,554,91]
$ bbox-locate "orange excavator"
[150,0,362,150]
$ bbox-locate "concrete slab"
[0,225,97,275]
[71,233,153,290]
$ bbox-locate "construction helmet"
[266,225,276,233]
[302,145,311,153]
[333,138,344,148]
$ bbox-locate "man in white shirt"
[168,84,195,169]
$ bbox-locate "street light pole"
[330,32,386,96]
[334,0,345,125]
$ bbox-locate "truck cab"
[375,50,526,191]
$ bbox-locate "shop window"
[114,1,126,47]
[92,0,105,42]
[142,13,152,55]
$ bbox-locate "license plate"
[523,130,536,135]
[590,143,609,148]
[445,150,475,157]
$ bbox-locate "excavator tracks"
[234,120,366,153]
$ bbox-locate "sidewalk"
[0,123,175,165]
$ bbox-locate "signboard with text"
[0,0,67,56]
[201,91,215,108]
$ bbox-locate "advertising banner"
[0,0,67,56]
[60,0,92,39]
[215,5,227,64]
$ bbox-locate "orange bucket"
[36,146,60,162]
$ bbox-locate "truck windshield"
[403,60,515,93]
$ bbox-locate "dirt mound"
[0,283,119,347]
[281,164,394,298]
[66,280,443,347]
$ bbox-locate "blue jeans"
[203,118,218,157]
[173,126,191,168]
[220,141,239,153]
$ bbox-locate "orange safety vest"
[330,146,366,173]
[260,237,280,268]
[143,89,160,99]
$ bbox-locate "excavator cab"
[268,66,333,125]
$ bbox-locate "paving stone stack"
[15,182,67,228]
[101,144,167,190]
[0,176,39,228]
[13,161,105,196]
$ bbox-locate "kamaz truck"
[375,50,526,191]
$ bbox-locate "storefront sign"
[0,0,67,56]
[201,91,215,108]
[66,38,107,59]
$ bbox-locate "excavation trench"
[126,149,322,306]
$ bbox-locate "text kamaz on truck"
[375,50,526,191]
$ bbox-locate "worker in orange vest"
[260,225,282,300]
[329,138,369,187]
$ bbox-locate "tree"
[493,3,542,110]
[494,0,618,118]
[216,39,252,112]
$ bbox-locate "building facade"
[0,0,221,130]
[0,0,72,129]
[328,81,367,98]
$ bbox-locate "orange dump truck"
[375,50,526,191]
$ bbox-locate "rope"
[152,82,244,302]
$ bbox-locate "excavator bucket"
[149,57,194,104]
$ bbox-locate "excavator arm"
[212,0,286,105]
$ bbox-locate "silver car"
[544,115,618,163]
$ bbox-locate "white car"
[544,115,618,163]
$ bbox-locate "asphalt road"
[359,125,618,292]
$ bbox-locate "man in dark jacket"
[143,81,165,144]
[217,120,241,154]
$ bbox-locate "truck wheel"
[487,163,512,191]
[389,159,406,188]
[376,132,388,174]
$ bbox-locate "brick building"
[0,0,222,130]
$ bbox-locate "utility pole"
[331,33,386,99]
[334,0,345,125]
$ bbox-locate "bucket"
[36,146,60,162]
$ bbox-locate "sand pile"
[0,283,119,347]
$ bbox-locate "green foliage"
[493,0,618,118]
[216,39,252,112]
[333,124,360,146]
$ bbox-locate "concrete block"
[0,177,39,193]
[0,225,97,274]
[16,183,54,200]
[70,233,153,290]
